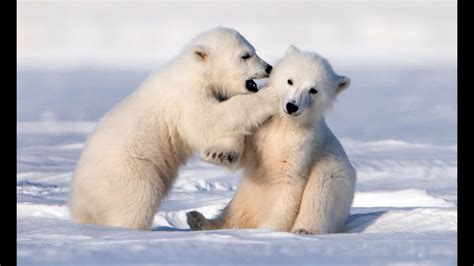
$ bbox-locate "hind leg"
[291,160,356,235]
[70,162,174,230]
[103,208,156,230]
[103,172,172,230]
[89,181,162,230]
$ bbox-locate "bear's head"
[269,45,350,121]
[187,27,272,98]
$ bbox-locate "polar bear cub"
[68,27,279,230]
[187,46,356,235]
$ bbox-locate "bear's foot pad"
[186,211,207,231]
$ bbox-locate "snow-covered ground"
[17,1,456,265]
[17,120,457,265]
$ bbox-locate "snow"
[17,120,457,265]
[17,1,456,265]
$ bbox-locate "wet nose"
[265,65,273,75]
[286,103,299,114]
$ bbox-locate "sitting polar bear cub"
[187,46,356,235]
[68,27,279,230]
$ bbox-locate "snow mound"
[353,189,455,208]
[345,208,457,233]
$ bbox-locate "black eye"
[287,79,293,85]
[309,88,318,94]
[241,53,251,60]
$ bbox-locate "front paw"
[293,228,311,235]
[186,211,207,231]
[201,146,239,167]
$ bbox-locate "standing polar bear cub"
[187,46,356,235]
[68,28,279,230]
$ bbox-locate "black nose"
[245,79,258,92]
[286,103,299,114]
[265,65,273,75]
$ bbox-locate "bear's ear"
[336,76,351,94]
[192,45,209,61]
[286,45,301,55]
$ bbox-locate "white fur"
[68,27,279,230]
[187,46,356,235]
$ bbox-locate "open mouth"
[245,79,258,92]
[283,108,302,117]
[284,111,302,117]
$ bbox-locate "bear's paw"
[201,145,240,167]
[186,211,207,231]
